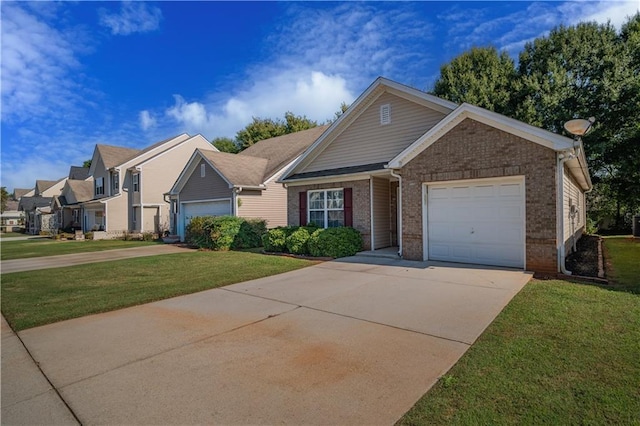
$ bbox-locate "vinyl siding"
[92,156,110,199]
[372,177,391,249]
[142,206,159,233]
[563,166,585,249]
[303,92,446,173]
[180,160,232,202]
[237,169,288,228]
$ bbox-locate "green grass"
[398,280,640,425]
[603,236,640,293]
[0,232,26,238]
[1,251,314,331]
[1,238,160,260]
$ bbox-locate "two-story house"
[81,134,217,236]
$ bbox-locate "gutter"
[557,151,575,275]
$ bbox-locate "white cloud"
[139,110,157,131]
[166,72,352,138]
[441,0,639,56]
[99,2,162,36]
[160,3,433,139]
[0,2,85,123]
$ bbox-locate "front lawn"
[398,236,640,424]
[2,251,314,331]
[398,280,640,424]
[0,232,26,238]
[603,236,640,293]
[1,238,160,261]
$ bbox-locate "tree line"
[432,14,639,231]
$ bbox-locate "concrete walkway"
[3,256,532,425]
[1,245,192,274]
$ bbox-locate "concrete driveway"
[6,256,532,425]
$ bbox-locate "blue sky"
[1,1,638,192]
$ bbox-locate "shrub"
[186,216,266,251]
[84,232,94,240]
[233,219,267,249]
[286,227,311,255]
[262,227,288,252]
[141,232,155,241]
[308,227,362,258]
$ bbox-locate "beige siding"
[372,177,391,249]
[237,170,288,228]
[181,160,232,202]
[303,92,446,173]
[563,167,585,250]
[104,196,128,232]
[92,156,110,200]
[40,179,66,197]
[142,206,159,233]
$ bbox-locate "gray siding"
[180,161,232,202]
[372,177,391,249]
[303,92,446,173]
[563,166,585,249]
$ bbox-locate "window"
[200,163,206,178]
[95,177,104,196]
[380,104,391,125]
[308,189,344,228]
[112,172,119,194]
[133,174,139,192]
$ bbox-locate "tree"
[330,102,350,122]
[433,47,517,114]
[515,16,640,230]
[432,15,640,231]
[83,159,92,168]
[212,137,240,154]
[235,112,318,150]
[1,187,8,213]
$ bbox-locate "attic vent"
[380,104,391,125]
[200,164,205,178]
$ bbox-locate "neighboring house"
[18,197,53,234]
[280,77,591,275]
[168,126,329,240]
[13,188,32,200]
[81,134,217,236]
[52,179,94,231]
[18,177,67,234]
[1,200,24,232]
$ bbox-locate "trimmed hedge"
[263,226,362,258]
[186,216,267,250]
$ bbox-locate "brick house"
[280,77,591,274]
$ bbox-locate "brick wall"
[400,118,558,274]
[287,179,371,250]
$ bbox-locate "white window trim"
[133,173,140,192]
[95,177,104,196]
[112,172,120,195]
[308,188,344,228]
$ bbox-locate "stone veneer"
[399,118,559,274]
[287,179,372,250]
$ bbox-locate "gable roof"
[18,196,53,211]
[68,166,90,180]
[12,188,31,200]
[96,144,142,169]
[4,200,19,211]
[280,77,458,182]
[199,150,268,187]
[65,179,94,204]
[239,125,329,180]
[387,103,592,189]
[35,180,58,194]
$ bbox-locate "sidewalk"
[1,315,78,425]
[1,245,193,274]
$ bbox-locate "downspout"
[389,169,402,258]
[557,151,575,275]
[233,187,242,216]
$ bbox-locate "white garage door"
[182,200,231,225]
[426,177,525,268]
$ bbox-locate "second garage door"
[425,177,525,268]
[182,200,232,227]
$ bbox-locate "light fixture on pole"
[564,117,595,156]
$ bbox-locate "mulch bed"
[565,234,600,277]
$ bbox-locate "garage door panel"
[426,178,525,268]
[183,200,231,220]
